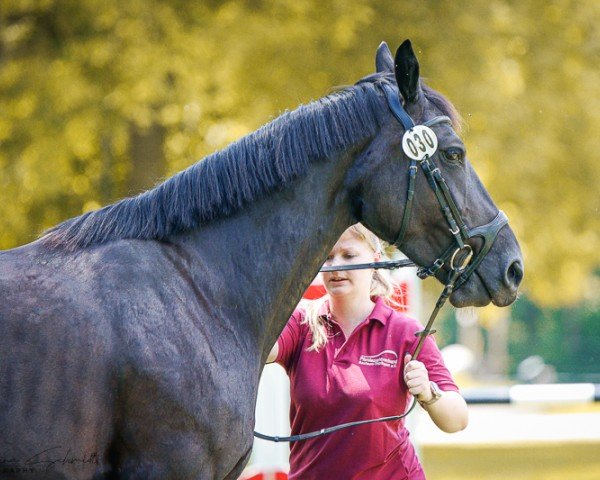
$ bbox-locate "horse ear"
[375,41,394,73]
[394,39,420,103]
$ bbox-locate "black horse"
[0,41,522,479]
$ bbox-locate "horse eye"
[443,148,464,164]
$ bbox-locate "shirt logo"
[358,350,399,368]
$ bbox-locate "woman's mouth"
[330,278,348,283]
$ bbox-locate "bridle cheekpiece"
[383,83,508,290]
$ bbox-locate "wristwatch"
[418,381,443,407]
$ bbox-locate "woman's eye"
[443,148,463,164]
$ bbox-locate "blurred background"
[1,0,598,478]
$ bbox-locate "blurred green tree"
[1,0,598,307]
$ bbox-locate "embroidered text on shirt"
[358,350,398,368]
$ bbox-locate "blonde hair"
[302,224,396,352]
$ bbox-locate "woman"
[267,224,468,479]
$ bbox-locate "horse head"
[348,40,523,308]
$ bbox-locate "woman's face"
[321,232,377,300]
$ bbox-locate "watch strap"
[418,381,443,406]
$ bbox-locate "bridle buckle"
[450,245,473,272]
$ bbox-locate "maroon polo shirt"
[276,296,459,480]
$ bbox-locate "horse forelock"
[360,73,462,131]
[42,78,391,251]
[420,82,463,132]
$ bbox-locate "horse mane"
[421,82,463,132]
[42,77,393,250]
[42,75,460,251]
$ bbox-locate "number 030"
[402,125,438,161]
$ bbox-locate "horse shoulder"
[85,240,260,478]
[0,243,117,477]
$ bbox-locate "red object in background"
[302,283,327,300]
[239,471,288,480]
[302,280,410,312]
[390,281,409,312]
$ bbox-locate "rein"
[254,84,508,443]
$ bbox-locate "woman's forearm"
[421,390,468,433]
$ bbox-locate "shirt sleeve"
[275,309,306,372]
[416,333,460,393]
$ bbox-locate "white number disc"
[402,125,438,161]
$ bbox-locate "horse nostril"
[505,260,524,290]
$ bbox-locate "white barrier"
[462,383,600,405]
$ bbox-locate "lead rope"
[253,247,472,443]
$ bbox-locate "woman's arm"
[418,390,468,433]
[266,342,279,364]
[403,354,468,433]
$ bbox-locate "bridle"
[254,83,508,443]
[381,84,508,287]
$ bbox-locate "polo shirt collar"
[318,296,391,325]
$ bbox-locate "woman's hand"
[403,353,469,433]
[403,354,433,403]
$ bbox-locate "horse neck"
[177,148,364,358]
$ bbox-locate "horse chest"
[116,336,260,478]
